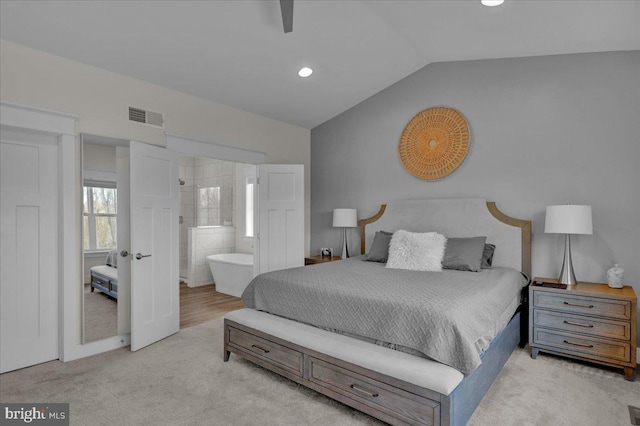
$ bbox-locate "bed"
[224,198,531,426]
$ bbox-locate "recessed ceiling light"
[298,67,313,78]
[481,0,504,6]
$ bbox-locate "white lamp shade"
[545,205,593,235]
[333,208,357,228]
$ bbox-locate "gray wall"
[311,51,640,344]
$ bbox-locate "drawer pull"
[563,301,594,309]
[350,384,379,398]
[563,339,594,348]
[251,344,270,354]
[563,320,594,328]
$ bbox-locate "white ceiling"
[1,1,638,129]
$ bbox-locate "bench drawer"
[92,274,110,288]
[227,327,303,377]
[308,357,440,426]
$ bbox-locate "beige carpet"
[83,284,118,343]
[0,318,637,426]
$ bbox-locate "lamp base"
[558,234,577,286]
[341,227,349,259]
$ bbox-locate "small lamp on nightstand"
[333,208,357,259]
[545,205,593,285]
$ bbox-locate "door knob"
[135,253,152,260]
[120,250,131,258]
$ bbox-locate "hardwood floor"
[180,282,245,329]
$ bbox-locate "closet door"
[129,141,179,351]
[256,164,304,274]
[0,130,59,373]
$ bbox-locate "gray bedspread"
[242,257,527,374]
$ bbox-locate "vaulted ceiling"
[1,1,638,129]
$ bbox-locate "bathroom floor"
[180,282,245,329]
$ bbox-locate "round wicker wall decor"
[398,106,470,180]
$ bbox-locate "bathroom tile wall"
[194,158,236,227]
[187,226,236,287]
[179,156,238,286]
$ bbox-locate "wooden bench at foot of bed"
[224,308,521,426]
[90,265,118,299]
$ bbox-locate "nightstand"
[304,255,342,265]
[529,278,637,380]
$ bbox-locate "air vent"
[128,107,164,128]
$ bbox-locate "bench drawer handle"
[251,344,270,354]
[350,384,379,398]
[563,320,594,328]
[563,301,594,309]
[563,339,594,348]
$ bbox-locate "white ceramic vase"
[606,264,624,289]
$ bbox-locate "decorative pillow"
[481,244,496,269]
[105,249,118,269]
[442,237,487,272]
[365,231,393,263]
[386,230,446,271]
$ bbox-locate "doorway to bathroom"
[178,156,255,328]
[166,132,304,332]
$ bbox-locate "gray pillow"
[365,231,393,263]
[442,237,487,272]
[481,244,495,269]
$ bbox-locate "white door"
[256,164,304,274]
[130,141,179,351]
[0,129,59,373]
[116,146,131,335]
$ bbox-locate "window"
[83,184,117,251]
[245,178,254,238]
[197,186,221,226]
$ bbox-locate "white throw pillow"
[386,230,446,271]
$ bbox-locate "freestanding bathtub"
[206,253,254,297]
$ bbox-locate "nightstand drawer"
[533,329,631,363]
[533,292,631,320]
[533,309,631,341]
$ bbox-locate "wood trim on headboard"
[358,204,386,256]
[357,201,532,277]
[486,202,531,278]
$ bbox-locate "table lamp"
[333,208,357,259]
[544,205,593,285]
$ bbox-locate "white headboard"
[358,198,531,276]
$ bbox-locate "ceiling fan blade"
[280,0,293,33]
